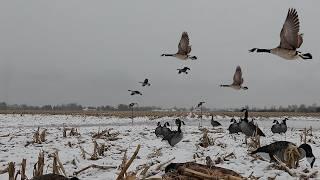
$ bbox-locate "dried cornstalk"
[90,141,99,160]
[55,151,67,176]
[79,146,86,159]
[33,151,44,177]
[116,144,141,180]
[156,157,175,171]
[21,159,26,180]
[33,127,41,144]
[73,164,117,176]
[8,162,15,180]
[40,129,47,142]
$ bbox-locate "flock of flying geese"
[150,8,316,169]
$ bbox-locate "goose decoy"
[271,120,282,134]
[161,32,197,60]
[164,119,185,146]
[161,122,171,138]
[139,79,151,87]
[155,122,162,137]
[239,109,265,137]
[177,67,190,74]
[128,90,142,96]
[220,66,248,90]
[251,141,315,168]
[197,101,205,108]
[280,118,288,133]
[211,115,221,127]
[228,118,242,134]
[249,8,312,60]
[31,174,79,180]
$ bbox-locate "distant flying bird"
[129,103,137,108]
[197,102,205,108]
[161,32,197,60]
[177,67,190,74]
[128,90,142,96]
[139,79,151,87]
[220,66,248,90]
[249,8,312,60]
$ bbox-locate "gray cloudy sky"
[0,0,319,109]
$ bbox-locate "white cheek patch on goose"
[256,152,271,161]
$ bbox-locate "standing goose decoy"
[228,118,242,134]
[139,79,151,87]
[249,8,312,60]
[271,120,282,134]
[177,67,191,74]
[161,32,197,60]
[31,174,79,180]
[251,141,315,168]
[280,118,288,133]
[165,119,185,146]
[239,109,265,137]
[155,122,163,137]
[220,66,248,90]
[128,90,142,96]
[210,115,221,127]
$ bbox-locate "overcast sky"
[0,1,319,109]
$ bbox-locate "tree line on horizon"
[0,102,320,112]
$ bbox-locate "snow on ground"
[0,114,319,180]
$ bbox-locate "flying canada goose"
[220,66,248,90]
[177,67,190,74]
[251,141,315,168]
[280,118,288,133]
[129,102,137,108]
[155,122,162,137]
[164,119,185,146]
[239,109,265,137]
[271,120,282,134]
[139,79,151,87]
[228,118,242,134]
[249,8,312,60]
[197,101,205,108]
[211,115,221,127]
[31,174,79,180]
[128,90,142,96]
[161,32,197,60]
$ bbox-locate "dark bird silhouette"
[211,115,221,127]
[177,67,190,74]
[249,8,312,60]
[129,103,137,108]
[155,122,162,137]
[220,66,248,90]
[251,141,315,168]
[228,118,241,134]
[163,119,185,146]
[280,118,288,134]
[128,90,142,96]
[139,79,151,87]
[271,120,282,134]
[197,101,205,108]
[239,109,265,137]
[31,174,79,180]
[161,32,197,60]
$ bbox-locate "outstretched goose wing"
[233,66,243,85]
[279,8,301,50]
[177,32,191,55]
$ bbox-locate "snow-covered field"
[0,114,319,180]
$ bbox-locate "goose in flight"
[197,101,205,108]
[177,67,190,74]
[139,79,151,87]
[249,8,312,60]
[128,90,142,96]
[220,66,248,90]
[161,32,197,60]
